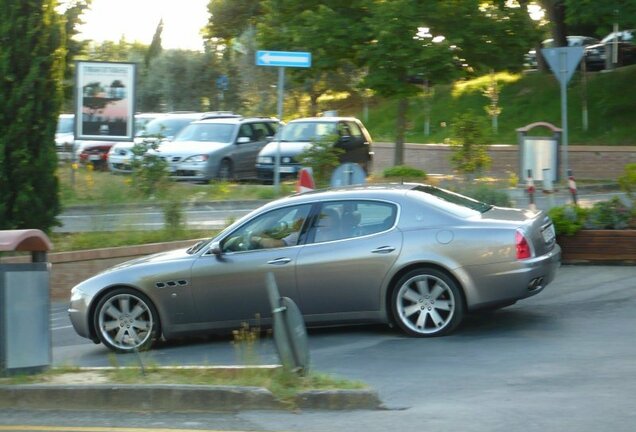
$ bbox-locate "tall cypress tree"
[0,0,65,232]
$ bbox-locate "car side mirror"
[208,241,222,256]
[237,137,250,144]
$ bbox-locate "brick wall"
[1,240,199,301]
[371,143,636,180]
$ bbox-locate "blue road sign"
[256,50,312,68]
[216,75,229,91]
[541,47,584,85]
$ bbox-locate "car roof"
[194,116,280,124]
[288,116,361,123]
[267,183,417,207]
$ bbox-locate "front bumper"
[170,161,214,181]
[255,163,300,182]
[68,287,94,341]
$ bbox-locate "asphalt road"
[4,264,636,431]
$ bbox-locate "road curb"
[0,385,383,412]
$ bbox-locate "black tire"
[93,288,160,353]
[391,268,464,337]
[218,159,233,181]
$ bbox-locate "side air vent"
[155,280,189,289]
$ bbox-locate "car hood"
[585,43,605,51]
[156,140,228,157]
[259,141,312,157]
[107,247,193,272]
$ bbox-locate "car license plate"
[542,224,556,243]
[278,166,295,173]
[89,154,102,161]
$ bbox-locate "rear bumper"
[461,244,561,310]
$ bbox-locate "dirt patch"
[44,371,109,385]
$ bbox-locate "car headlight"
[258,156,273,164]
[281,157,294,164]
[183,154,208,163]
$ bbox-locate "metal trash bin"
[517,122,562,184]
[0,229,52,376]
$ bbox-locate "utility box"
[0,230,52,376]
[517,122,562,184]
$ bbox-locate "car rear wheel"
[391,268,464,337]
[93,288,160,352]
[218,159,233,181]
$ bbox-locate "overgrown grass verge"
[58,164,296,207]
[50,229,214,252]
[0,366,367,405]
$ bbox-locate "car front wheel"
[391,268,464,337]
[218,159,233,181]
[93,288,160,352]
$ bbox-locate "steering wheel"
[242,230,255,250]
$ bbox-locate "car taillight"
[516,230,531,260]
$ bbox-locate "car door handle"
[267,257,292,265]
[371,246,395,254]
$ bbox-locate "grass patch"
[365,65,636,146]
[50,229,215,252]
[0,366,367,405]
[57,163,296,207]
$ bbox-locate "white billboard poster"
[75,61,136,141]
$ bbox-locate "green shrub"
[455,183,511,207]
[298,134,344,187]
[448,113,492,178]
[130,142,171,198]
[163,199,184,233]
[618,163,636,205]
[383,165,427,179]
[584,197,632,230]
[548,205,588,236]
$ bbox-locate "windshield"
[279,121,337,142]
[413,185,493,214]
[56,116,73,134]
[137,118,195,138]
[174,123,235,143]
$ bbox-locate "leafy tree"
[257,0,370,116]
[145,19,163,68]
[205,0,261,43]
[361,0,457,165]
[140,49,222,112]
[565,0,636,37]
[59,0,92,112]
[0,0,65,232]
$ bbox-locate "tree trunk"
[543,0,568,47]
[394,98,408,166]
[310,93,319,117]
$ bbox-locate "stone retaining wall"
[1,240,199,301]
[371,143,636,180]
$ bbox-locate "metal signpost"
[265,272,310,373]
[541,46,584,182]
[256,50,311,192]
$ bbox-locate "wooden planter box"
[557,230,636,264]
